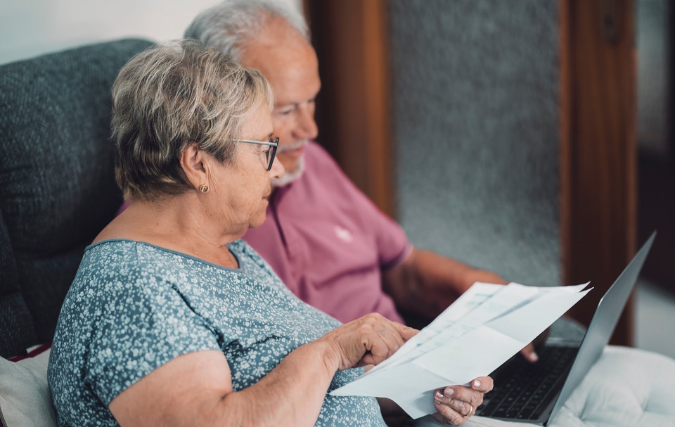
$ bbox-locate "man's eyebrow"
[275,97,317,109]
[274,102,298,109]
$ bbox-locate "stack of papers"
[330,282,591,419]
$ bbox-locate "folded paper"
[330,282,591,419]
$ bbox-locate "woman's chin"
[249,211,268,229]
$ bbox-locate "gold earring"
[199,184,209,193]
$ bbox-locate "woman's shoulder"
[70,240,148,299]
[76,239,193,295]
[83,239,166,272]
[81,239,140,270]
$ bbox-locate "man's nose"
[293,104,318,140]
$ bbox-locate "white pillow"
[0,348,57,427]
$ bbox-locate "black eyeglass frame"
[231,137,279,171]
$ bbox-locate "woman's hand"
[431,376,493,425]
[319,313,418,371]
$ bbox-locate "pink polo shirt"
[243,142,411,324]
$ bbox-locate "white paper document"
[330,282,591,419]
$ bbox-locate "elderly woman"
[47,40,491,426]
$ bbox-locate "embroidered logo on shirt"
[334,225,354,243]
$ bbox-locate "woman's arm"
[110,343,334,427]
[109,313,417,427]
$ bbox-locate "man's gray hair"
[184,0,309,60]
[112,39,274,201]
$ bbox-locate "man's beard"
[272,155,305,187]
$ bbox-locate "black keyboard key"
[485,346,579,420]
[492,406,510,418]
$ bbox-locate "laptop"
[475,232,656,425]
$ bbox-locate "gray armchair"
[0,39,154,358]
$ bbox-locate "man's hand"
[382,248,508,318]
[520,328,550,363]
[520,343,539,362]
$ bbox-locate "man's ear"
[180,143,208,190]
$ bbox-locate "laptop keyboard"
[476,346,578,420]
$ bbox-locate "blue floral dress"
[48,239,385,426]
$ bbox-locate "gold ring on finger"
[464,404,473,417]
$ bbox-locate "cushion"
[415,346,675,426]
[0,345,55,427]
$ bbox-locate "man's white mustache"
[272,156,305,187]
[277,139,308,153]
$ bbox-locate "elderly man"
[185,0,538,362]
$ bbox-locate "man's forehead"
[242,34,315,70]
[240,27,320,104]
[251,16,305,47]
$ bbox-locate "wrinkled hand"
[432,376,493,425]
[319,313,418,370]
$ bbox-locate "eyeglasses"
[231,137,279,171]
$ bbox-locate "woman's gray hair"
[184,0,309,60]
[112,39,274,201]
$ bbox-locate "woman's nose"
[270,155,285,180]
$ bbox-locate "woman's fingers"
[360,317,408,365]
[432,377,493,425]
[431,401,466,426]
[470,376,493,393]
[323,313,420,369]
[434,388,479,412]
[390,321,419,341]
[434,389,473,416]
[346,314,419,367]
[444,384,484,408]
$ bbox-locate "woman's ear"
[180,143,208,190]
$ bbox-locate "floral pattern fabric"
[48,239,385,426]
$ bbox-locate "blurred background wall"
[388,0,560,288]
[634,0,675,359]
[0,0,300,65]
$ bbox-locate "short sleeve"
[84,267,221,406]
